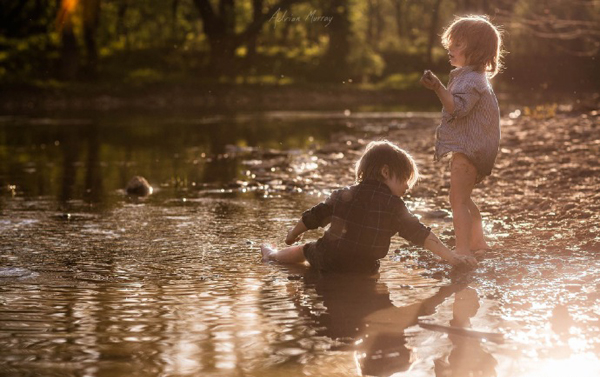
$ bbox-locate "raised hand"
[420,70,442,90]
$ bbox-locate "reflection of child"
[439,287,498,377]
[261,140,476,273]
[420,15,504,257]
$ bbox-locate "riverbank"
[220,103,600,255]
[2,81,597,114]
[1,81,425,113]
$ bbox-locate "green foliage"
[126,68,164,85]
[347,43,385,82]
[377,72,421,90]
[0,0,598,90]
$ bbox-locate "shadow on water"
[1,109,599,376]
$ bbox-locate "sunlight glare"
[521,354,600,377]
[57,0,79,29]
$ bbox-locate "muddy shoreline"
[229,107,600,254]
[1,84,430,113]
[1,83,595,114]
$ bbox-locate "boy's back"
[302,180,431,273]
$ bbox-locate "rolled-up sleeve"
[449,73,487,120]
[451,91,481,119]
[396,202,431,246]
[301,191,337,229]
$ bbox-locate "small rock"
[126,176,153,196]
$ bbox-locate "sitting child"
[261,140,476,273]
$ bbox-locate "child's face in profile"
[447,40,467,68]
[383,175,409,197]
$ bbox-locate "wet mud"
[215,108,600,373]
[230,109,600,255]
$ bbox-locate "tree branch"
[193,0,222,37]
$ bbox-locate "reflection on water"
[1,112,599,376]
[0,112,347,210]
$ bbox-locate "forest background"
[1,0,599,111]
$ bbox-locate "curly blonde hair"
[355,140,419,188]
[442,15,504,78]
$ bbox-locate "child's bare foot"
[260,244,277,262]
[471,243,491,258]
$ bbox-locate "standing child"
[420,15,503,257]
[261,140,476,273]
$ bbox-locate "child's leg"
[449,153,477,256]
[261,244,307,264]
[468,199,490,251]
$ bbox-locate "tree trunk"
[194,0,233,74]
[116,0,129,50]
[219,0,235,34]
[58,1,79,80]
[426,0,443,65]
[194,0,305,75]
[375,0,383,47]
[394,0,404,41]
[319,0,350,81]
[172,0,180,42]
[0,0,28,36]
[208,36,237,75]
[245,0,263,64]
[366,0,384,48]
[82,0,101,78]
[367,0,375,46]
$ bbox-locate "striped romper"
[435,65,500,182]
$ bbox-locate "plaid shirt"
[302,180,431,272]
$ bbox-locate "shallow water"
[1,111,599,376]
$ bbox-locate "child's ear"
[381,165,390,179]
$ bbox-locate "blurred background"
[1,0,599,111]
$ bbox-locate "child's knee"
[449,187,470,208]
[449,192,467,209]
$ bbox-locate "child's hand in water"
[455,254,478,268]
[285,228,303,245]
[420,70,442,90]
[447,252,478,268]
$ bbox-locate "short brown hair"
[355,140,419,188]
[442,15,504,78]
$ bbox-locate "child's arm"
[396,201,475,267]
[289,189,339,245]
[420,70,455,113]
[285,219,308,245]
[423,232,477,267]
